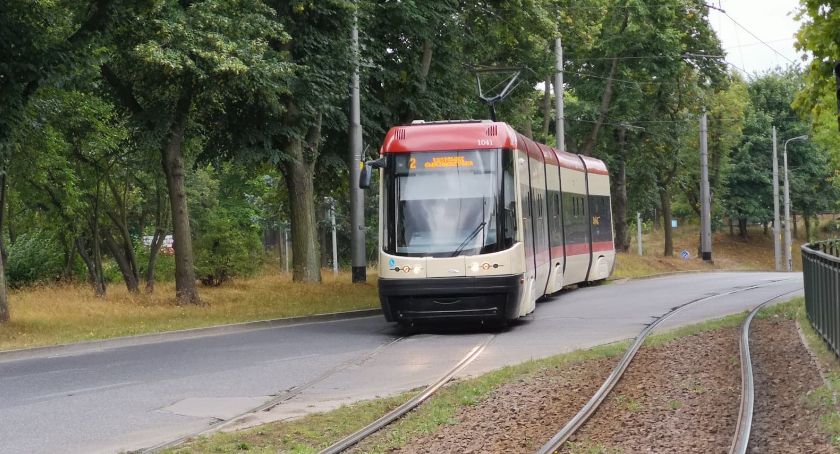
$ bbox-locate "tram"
[359,120,615,324]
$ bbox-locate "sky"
[707,0,805,76]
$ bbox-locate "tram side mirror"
[359,157,386,189]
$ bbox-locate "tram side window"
[590,195,613,243]
[563,193,587,246]
[549,191,562,247]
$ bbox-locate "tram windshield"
[385,149,515,257]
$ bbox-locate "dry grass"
[3,216,833,351]
[612,220,821,279]
[0,268,379,352]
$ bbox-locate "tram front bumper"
[378,274,524,322]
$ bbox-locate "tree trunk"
[738,218,748,241]
[542,78,551,140]
[104,230,140,293]
[763,222,768,236]
[0,172,8,323]
[145,185,167,293]
[580,58,619,156]
[0,172,6,263]
[793,213,798,238]
[660,189,673,257]
[161,81,199,304]
[520,100,533,138]
[76,238,105,296]
[106,177,140,285]
[6,199,15,245]
[612,127,629,252]
[804,214,812,242]
[283,147,321,283]
[0,245,7,323]
[62,241,77,281]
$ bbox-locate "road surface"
[0,272,802,453]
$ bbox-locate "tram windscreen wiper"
[450,221,486,257]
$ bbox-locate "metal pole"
[772,127,781,271]
[700,111,712,261]
[330,199,338,276]
[555,36,565,152]
[783,141,792,272]
[783,135,807,272]
[637,212,643,256]
[349,12,366,283]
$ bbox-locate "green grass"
[171,302,801,454]
[788,297,840,449]
[0,268,379,352]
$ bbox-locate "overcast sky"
[707,0,805,76]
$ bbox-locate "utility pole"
[783,134,808,272]
[349,12,366,283]
[326,198,338,276]
[699,111,712,262]
[555,36,565,152]
[772,127,781,271]
[637,212,643,256]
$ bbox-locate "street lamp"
[783,134,807,272]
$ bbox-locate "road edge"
[0,308,382,363]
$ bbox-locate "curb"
[608,268,780,283]
[0,308,382,363]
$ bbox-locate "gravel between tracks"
[360,317,834,453]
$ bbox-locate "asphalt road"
[0,272,802,453]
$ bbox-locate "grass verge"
[789,298,840,448]
[171,300,805,454]
[0,268,378,352]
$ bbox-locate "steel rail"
[535,279,793,454]
[729,288,802,454]
[319,334,495,454]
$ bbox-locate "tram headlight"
[470,262,480,272]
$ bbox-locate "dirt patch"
[748,317,833,453]
[358,319,833,453]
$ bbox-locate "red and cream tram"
[360,120,615,324]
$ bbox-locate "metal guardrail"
[802,240,840,358]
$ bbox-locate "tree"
[100,0,289,300]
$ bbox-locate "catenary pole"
[700,111,712,261]
[637,212,643,256]
[555,37,565,152]
[349,12,366,283]
[772,127,781,271]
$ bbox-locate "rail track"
[318,333,495,454]
[535,279,797,454]
[146,279,797,454]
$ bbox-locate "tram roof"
[380,120,608,175]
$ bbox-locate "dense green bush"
[194,209,264,286]
[6,232,65,287]
[189,164,266,286]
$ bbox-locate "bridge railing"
[803,240,840,358]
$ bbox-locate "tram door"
[515,146,536,314]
